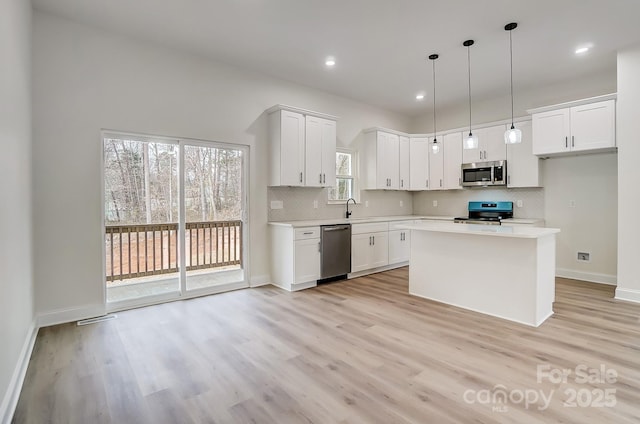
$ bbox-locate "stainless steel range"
[454,201,513,225]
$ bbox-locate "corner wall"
[616,45,640,302]
[0,0,35,421]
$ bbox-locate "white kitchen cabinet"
[270,225,320,291]
[462,125,507,164]
[362,129,401,190]
[399,136,410,190]
[506,121,540,187]
[409,137,429,190]
[305,116,337,188]
[351,222,389,273]
[268,105,337,187]
[443,132,463,190]
[531,99,615,156]
[428,135,444,190]
[388,229,410,264]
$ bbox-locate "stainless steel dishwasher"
[320,224,351,280]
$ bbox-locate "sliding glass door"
[103,132,247,308]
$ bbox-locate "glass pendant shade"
[504,126,522,144]
[431,138,440,154]
[464,133,478,150]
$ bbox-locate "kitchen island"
[402,222,560,327]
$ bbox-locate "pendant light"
[463,39,478,150]
[429,53,440,154]
[504,22,522,144]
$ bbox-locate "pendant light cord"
[432,59,437,140]
[509,29,514,129]
[467,44,472,136]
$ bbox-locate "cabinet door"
[409,137,429,190]
[320,118,337,187]
[507,121,540,187]
[532,108,570,155]
[280,110,306,185]
[570,100,615,152]
[294,238,320,284]
[375,133,390,189]
[382,133,400,189]
[478,125,507,162]
[388,230,410,264]
[304,116,323,187]
[399,136,410,190]
[462,133,483,164]
[443,132,463,189]
[351,233,372,273]
[428,135,444,190]
[370,232,389,269]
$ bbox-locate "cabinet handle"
[319,174,322,184]
[508,175,511,185]
[318,242,321,252]
[426,179,429,188]
[372,236,375,245]
[323,174,326,184]
[300,172,303,183]
[401,179,403,188]
[572,136,575,147]
[459,177,461,186]
[440,179,442,187]
[565,136,568,148]
[303,232,313,235]
[369,236,372,245]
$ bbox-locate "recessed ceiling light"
[325,57,336,67]
[416,93,425,100]
[575,46,590,54]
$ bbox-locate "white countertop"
[268,215,544,228]
[268,215,456,228]
[401,222,559,239]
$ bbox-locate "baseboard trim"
[0,320,38,424]
[37,304,107,328]
[615,287,640,304]
[348,262,408,279]
[250,274,271,288]
[556,268,617,286]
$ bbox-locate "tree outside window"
[328,150,356,202]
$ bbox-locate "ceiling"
[32,0,640,117]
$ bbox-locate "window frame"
[327,148,359,204]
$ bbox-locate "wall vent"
[577,252,591,262]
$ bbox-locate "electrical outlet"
[433,200,438,207]
[365,200,369,207]
[516,200,523,208]
[313,200,318,209]
[577,252,591,262]
[569,200,576,208]
[270,200,283,210]
[400,200,404,207]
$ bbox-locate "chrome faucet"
[345,198,357,218]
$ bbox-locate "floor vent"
[77,314,117,326]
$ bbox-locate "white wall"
[0,0,34,421]
[616,45,640,302]
[543,154,617,284]
[32,11,410,319]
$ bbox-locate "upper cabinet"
[399,136,410,191]
[443,132,463,190]
[409,137,429,190]
[506,121,540,188]
[531,97,616,156]
[267,105,337,187]
[462,124,507,164]
[362,129,400,190]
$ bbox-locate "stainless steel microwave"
[461,160,507,187]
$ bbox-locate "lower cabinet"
[388,229,411,263]
[270,225,320,291]
[351,222,389,273]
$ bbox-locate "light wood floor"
[13,268,640,423]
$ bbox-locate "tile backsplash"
[268,186,543,221]
[268,187,413,221]
[412,187,544,218]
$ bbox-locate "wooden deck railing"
[105,220,242,282]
